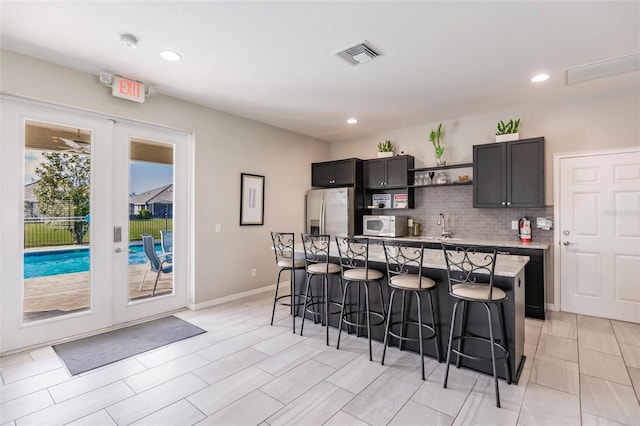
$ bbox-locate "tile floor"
[1,292,639,425]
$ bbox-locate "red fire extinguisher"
[519,216,532,243]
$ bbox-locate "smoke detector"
[336,41,381,65]
[120,34,139,48]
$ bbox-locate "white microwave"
[363,215,409,237]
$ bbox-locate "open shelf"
[409,181,473,188]
[408,162,473,172]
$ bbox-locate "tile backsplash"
[403,185,554,245]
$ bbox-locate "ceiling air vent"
[336,41,381,66]
[564,53,639,85]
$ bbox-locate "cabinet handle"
[501,201,506,206]
[507,201,511,206]
[497,250,511,255]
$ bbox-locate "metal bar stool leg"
[377,282,386,319]
[300,273,313,336]
[336,281,351,350]
[499,303,512,384]
[444,299,461,389]
[484,302,501,408]
[381,289,397,366]
[364,282,372,361]
[399,290,408,350]
[456,300,469,368]
[290,269,296,333]
[428,290,442,362]
[271,269,284,325]
[415,291,425,380]
[324,275,330,346]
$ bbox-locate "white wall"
[0,50,330,304]
[330,81,640,206]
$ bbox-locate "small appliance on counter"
[363,215,408,237]
[518,216,532,242]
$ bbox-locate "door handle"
[114,247,122,253]
[562,241,573,246]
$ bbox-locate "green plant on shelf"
[377,139,394,152]
[496,118,520,135]
[428,123,445,165]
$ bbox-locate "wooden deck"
[23,264,173,322]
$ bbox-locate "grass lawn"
[24,219,172,248]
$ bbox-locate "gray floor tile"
[266,381,354,426]
[581,374,640,425]
[518,382,580,425]
[326,352,388,394]
[529,354,579,395]
[197,390,283,426]
[67,410,117,426]
[620,342,640,368]
[343,374,419,426]
[324,410,371,426]
[412,364,478,418]
[579,347,631,386]
[193,347,267,384]
[536,333,578,362]
[389,400,453,426]
[256,342,321,376]
[260,359,335,404]
[578,329,622,356]
[131,399,206,426]
[577,315,614,335]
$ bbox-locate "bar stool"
[381,241,441,380]
[335,236,386,361]
[299,233,343,345]
[270,232,306,333]
[441,244,511,408]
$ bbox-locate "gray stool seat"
[278,259,305,268]
[343,268,384,281]
[389,274,436,290]
[306,262,341,274]
[451,283,506,300]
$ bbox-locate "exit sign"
[112,76,145,103]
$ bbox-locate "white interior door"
[559,149,640,323]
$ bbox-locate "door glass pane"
[128,138,174,301]
[23,120,91,322]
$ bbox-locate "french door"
[0,96,190,353]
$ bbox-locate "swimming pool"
[23,244,160,279]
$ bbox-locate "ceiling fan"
[54,136,91,154]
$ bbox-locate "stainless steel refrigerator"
[306,187,356,237]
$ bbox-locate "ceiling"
[1,1,638,142]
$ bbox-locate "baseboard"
[546,303,558,312]
[188,283,277,311]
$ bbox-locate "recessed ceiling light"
[346,118,358,124]
[531,73,550,83]
[119,34,138,48]
[159,50,181,61]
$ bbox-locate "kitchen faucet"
[437,213,452,238]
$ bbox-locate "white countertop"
[356,235,549,250]
[293,241,530,278]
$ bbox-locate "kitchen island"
[293,240,528,382]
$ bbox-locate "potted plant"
[496,119,520,142]
[429,123,445,166]
[377,140,394,158]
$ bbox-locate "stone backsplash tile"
[406,185,554,245]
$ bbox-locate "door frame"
[0,95,195,354]
[553,146,640,313]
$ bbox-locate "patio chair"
[160,230,173,262]
[139,234,173,295]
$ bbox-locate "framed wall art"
[240,173,265,226]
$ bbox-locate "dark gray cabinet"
[364,155,414,189]
[312,158,362,187]
[473,137,545,208]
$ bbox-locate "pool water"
[23,244,160,279]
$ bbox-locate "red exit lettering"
[111,76,145,103]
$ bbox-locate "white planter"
[377,151,394,158]
[496,133,519,143]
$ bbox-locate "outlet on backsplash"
[511,220,518,230]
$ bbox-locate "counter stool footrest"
[388,320,437,342]
[449,335,510,362]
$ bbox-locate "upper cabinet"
[311,158,362,187]
[364,155,415,189]
[473,137,545,208]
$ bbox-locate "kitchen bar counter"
[357,234,549,250]
[291,239,527,382]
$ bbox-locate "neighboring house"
[24,182,41,218]
[129,184,174,219]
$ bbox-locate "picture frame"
[240,173,265,226]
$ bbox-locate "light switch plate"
[215,224,221,233]
[511,220,518,230]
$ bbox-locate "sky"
[24,150,173,194]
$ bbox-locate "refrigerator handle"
[320,198,325,235]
